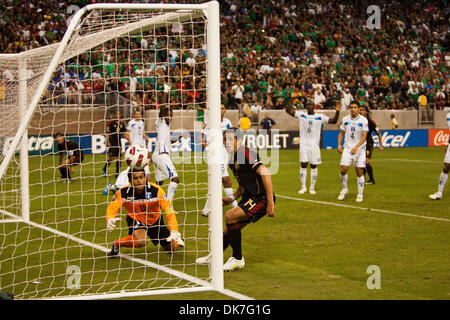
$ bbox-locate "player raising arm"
[106,169,184,257]
[429,111,450,200]
[285,98,341,194]
[337,101,368,202]
[196,129,275,271]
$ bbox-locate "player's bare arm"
[256,165,275,217]
[199,132,207,149]
[223,185,244,206]
[337,130,344,154]
[124,130,131,145]
[285,99,297,117]
[328,104,342,124]
[377,131,384,152]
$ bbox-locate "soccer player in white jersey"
[126,109,149,147]
[429,111,450,200]
[337,101,369,202]
[199,104,237,216]
[285,99,341,194]
[152,106,179,203]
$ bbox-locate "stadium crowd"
[0,0,449,112]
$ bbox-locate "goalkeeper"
[105,168,185,256]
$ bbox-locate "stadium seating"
[0,0,448,111]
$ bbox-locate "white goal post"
[0,1,242,300]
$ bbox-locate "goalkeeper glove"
[166,230,185,247]
[106,218,121,231]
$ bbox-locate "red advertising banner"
[428,129,450,147]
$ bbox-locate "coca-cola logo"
[434,130,450,146]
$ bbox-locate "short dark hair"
[159,105,169,117]
[54,132,63,139]
[349,100,360,107]
[127,168,146,182]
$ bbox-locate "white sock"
[167,181,178,203]
[224,187,237,207]
[310,168,318,189]
[340,173,348,190]
[300,167,307,188]
[438,172,448,195]
[357,175,365,195]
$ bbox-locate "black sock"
[226,223,242,260]
[116,160,120,174]
[223,232,230,251]
[103,161,109,172]
[59,167,67,179]
[366,164,374,181]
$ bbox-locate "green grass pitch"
[0,146,449,300]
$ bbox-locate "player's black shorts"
[108,146,121,157]
[238,194,276,223]
[126,215,171,247]
[366,144,374,159]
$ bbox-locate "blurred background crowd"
[0,0,448,112]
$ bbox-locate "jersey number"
[307,120,313,133]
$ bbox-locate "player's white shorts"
[340,147,366,168]
[152,153,178,182]
[444,144,450,164]
[299,143,322,165]
[221,147,230,178]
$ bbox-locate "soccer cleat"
[309,187,316,195]
[365,180,375,185]
[107,244,120,257]
[102,183,113,195]
[298,187,307,194]
[355,194,363,202]
[337,189,348,201]
[201,209,210,217]
[62,179,72,184]
[429,192,442,200]
[195,255,211,265]
[223,256,245,272]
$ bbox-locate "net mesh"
[0,6,213,299]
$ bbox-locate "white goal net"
[0,2,226,300]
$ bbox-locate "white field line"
[281,158,442,165]
[0,209,253,300]
[275,194,450,223]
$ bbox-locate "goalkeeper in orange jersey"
[105,168,184,257]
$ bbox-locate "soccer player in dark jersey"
[105,168,185,257]
[55,133,84,183]
[103,109,127,177]
[360,105,383,184]
[196,128,275,271]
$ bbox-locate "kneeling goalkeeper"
[105,168,184,257]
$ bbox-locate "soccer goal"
[0,1,235,300]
